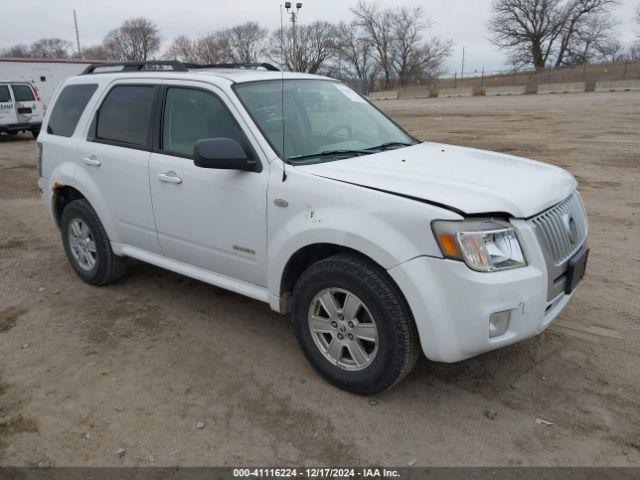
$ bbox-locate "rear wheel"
[31,129,40,138]
[60,199,126,285]
[292,253,420,395]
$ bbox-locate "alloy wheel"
[68,218,97,271]
[308,288,379,371]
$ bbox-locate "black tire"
[292,253,420,395]
[60,199,127,286]
[31,129,40,138]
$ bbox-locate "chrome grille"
[529,192,588,266]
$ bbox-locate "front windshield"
[234,79,417,164]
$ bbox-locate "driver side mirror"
[193,138,259,172]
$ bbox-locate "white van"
[0,81,45,137]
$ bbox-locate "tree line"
[2,1,639,87]
[0,2,453,92]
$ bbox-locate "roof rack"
[81,61,188,75]
[80,61,280,75]
[184,62,280,72]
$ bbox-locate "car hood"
[294,142,576,218]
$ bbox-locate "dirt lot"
[0,92,639,467]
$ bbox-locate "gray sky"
[1,0,639,72]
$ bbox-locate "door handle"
[157,172,182,184]
[83,156,101,166]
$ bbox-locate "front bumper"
[388,219,575,362]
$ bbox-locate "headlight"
[432,219,526,272]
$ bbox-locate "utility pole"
[285,2,302,71]
[73,10,82,59]
[461,46,466,79]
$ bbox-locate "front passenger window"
[162,87,247,158]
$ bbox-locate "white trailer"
[0,59,98,108]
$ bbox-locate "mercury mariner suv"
[37,61,589,394]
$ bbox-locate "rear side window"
[96,85,155,147]
[11,84,35,102]
[47,84,98,137]
[0,85,11,103]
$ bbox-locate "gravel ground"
[0,91,638,467]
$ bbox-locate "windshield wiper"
[287,150,373,162]
[366,141,419,152]
[286,143,419,162]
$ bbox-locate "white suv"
[37,61,589,394]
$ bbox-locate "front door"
[0,84,17,126]
[149,82,268,287]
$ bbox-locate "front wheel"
[292,253,420,395]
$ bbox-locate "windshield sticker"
[334,84,367,103]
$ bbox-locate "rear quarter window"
[47,84,98,137]
[11,84,35,102]
[0,85,11,103]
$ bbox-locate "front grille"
[529,192,588,266]
[528,191,588,301]
[17,107,32,114]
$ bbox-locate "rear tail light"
[33,86,41,102]
[37,142,43,177]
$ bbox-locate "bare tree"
[554,0,620,66]
[166,32,236,64]
[0,44,32,58]
[389,6,430,86]
[629,5,640,60]
[489,0,619,69]
[405,38,454,84]
[334,21,378,91]
[166,35,199,62]
[82,45,110,60]
[562,14,622,64]
[104,17,161,61]
[352,1,396,89]
[194,33,230,64]
[218,22,268,64]
[271,21,336,73]
[29,38,73,59]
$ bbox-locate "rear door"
[0,84,17,126]
[10,83,42,125]
[77,80,162,254]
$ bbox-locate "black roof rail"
[80,61,188,75]
[80,61,280,75]
[183,62,280,72]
